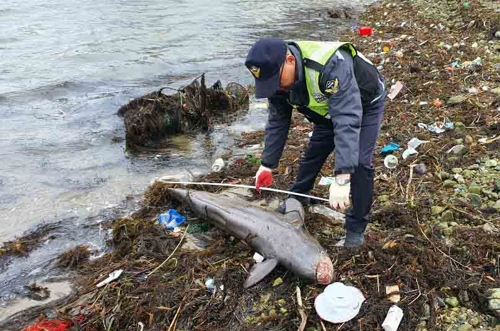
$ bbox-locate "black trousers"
[289,98,385,234]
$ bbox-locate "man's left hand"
[329,175,351,211]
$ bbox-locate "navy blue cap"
[245,38,287,99]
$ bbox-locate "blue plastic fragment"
[380,142,400,154]
[158,209,186,230]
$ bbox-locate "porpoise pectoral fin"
[282,198,305,228]
[243,258,279,288]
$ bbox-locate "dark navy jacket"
[260,44,385,174]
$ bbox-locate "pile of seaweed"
[118,74,250,150]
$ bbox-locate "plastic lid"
[314,282,365,324]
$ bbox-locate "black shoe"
[344,231,365,248]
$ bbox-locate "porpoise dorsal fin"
[282,198,305,228]
[243,258,279,288]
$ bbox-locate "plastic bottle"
[211,158,225,172]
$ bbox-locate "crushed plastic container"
[382,305,404,331]
[158,209,186,230]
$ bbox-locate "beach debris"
[158,209,186,231]
[309,205,346,225]
[417,118,454,133]
[402,137,429,159]
[380,142,400,154]
[382,305,404,331]
[359,26,373,36]
[314,282,365,323]
[384,155,399,169]
[318,177,335,185]
[253,252,264,263]
[97,269,123,288]
[211,158,225,172]
[387,81,404,100]
[447,144,466,155]
[386,285,401,303]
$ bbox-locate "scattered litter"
[386,285,401,303]
[314,282,365,323]
[211,158,225,172]
[359,26,373,36]
[381,142,400,154]
[138,322,144,331]
[205,278,216,293]
[318,177,335,186]
[253,252,264,263]
[468,87,478,94]
[384,155,399,169]
[402,138,429,159]
[417,118,454,134]
[158,209,186,231]
[431,99,443,107]
[97,269,123,288]
[24,320,71,331]
[451,60,460,68]
[447,144,466,155]
[382,305,404,331]
[419,101,428,106]
[388,81,404,100]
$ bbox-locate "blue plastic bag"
[158,209,186,230]
[380,142,400,155]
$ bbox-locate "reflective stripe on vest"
[292,41,357,117]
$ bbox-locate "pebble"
[468,184,482,195]
[378,195,390,202]
[431,206,446,215]
[467,164,480,170]
[447,95,468,105]
[468,317,480,327]
[443,180,457,188]
[452,168,463,174]
[485,159,498,167]
[467,193,482,208]
[414,163,427,175]
[465,135,473,144]
[441,210,454,222]
[445,297,460,308]
[437,221,449,230]
[463,170,475,178]
[272,277,283,287]
[458,324,472,331]
[454,174,465,184]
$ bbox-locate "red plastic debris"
[359,26,373,36]
[24,319,71,331]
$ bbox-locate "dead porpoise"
[167,188,334,288]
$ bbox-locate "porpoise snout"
[316,255,334,285]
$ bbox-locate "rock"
[489,288,500,299]
[378,195,390,202]
[455,123,466,131]
[459,290,470,305]
[467,164,480,170]
[448,95,468,105]
[458,324,472,331]
[463,170,474,178]
[437,221,449,230]
[468,317,480,327]
[452,168,463,174]
[494,180,500,192]
[445,297,460,307]
[488,298,500,313]
[439,171,451,180]
[485,159,498,167]
[442,227,453,236]
[454,174,465,184]
[272,277,283,287]
[443,180,457,188]
[414,163,427,175]
[309,205,345,225]
[491,86,500,96]
[447,145,466,155]
[467,193,482,207]
[468,184,482,195]
[441,210,454,222]
[431,206,446,215]
[483,223,496,234]
[493,200,500,211]
[465,135,473,144]
[435,296,447,308]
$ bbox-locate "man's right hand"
[255,165,273,192]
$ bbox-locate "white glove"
[329,180,351,211]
